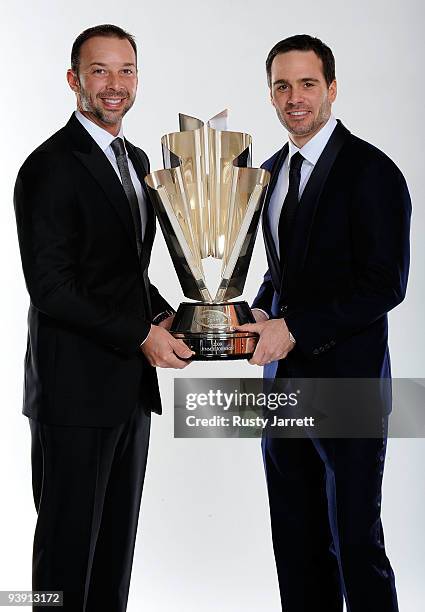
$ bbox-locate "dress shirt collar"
[75,110,126,153]
[288,114,337,166]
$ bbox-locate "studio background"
[1,0,424,610]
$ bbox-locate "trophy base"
[171,301,258,361]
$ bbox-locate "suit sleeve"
[284,158,411,357]
[251,269,275,318]
[14,151,151,355]
[149,281,175,320]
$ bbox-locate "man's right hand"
[140,325,194,369]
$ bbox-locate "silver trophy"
[145,110,270,360]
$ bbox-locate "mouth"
[286,110,311,118]
[99,97,127,109]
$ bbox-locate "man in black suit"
[14,24,193,612]
[237,35,411,611]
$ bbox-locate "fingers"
[145,349,192,369]
[249,347,271,366]
[248,337,292,366]
[141,327,194,368]
[249,353,284,366]
[160,352,192,369]
[241,319,295,366]
[153,338,194,368]
[248,337,269,365]
[234,322,263,333]
[172,338,195,359]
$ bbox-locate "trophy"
[145,110,270,360]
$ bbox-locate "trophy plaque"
[145,110,270,360]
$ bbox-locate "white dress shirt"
[268,114,338,254]
[75,110,147,239]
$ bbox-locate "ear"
[328,79,337,103]
[269,87,276,108]
[67,69,80,94]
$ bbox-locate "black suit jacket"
[14,114,172,426]
[252,121,411,387]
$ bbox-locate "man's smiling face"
[270,49,337,147]
[67,35,138,135]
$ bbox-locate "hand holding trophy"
[145,110,270,360]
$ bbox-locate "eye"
[304,82,314,88]
[121,69,134,75]
[277,84,288,92]
[93,68,106,75]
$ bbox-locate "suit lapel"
[280,121,350,300]
[66,115,140,260]
[262,143,289,292]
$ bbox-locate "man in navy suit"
[237,35,411,611]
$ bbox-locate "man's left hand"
[234,319,295,366]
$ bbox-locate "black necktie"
[278,151,304,268]
[111,137,143,257]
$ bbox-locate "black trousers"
[262,432,398,612]
[29,406,150,612]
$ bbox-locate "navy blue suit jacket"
[252,121,411,390]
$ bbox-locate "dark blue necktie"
[111,137,143,257]
[278,151,304,268]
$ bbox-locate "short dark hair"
[266,34,335,87]
[71,24,137,74]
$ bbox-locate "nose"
[106,70,121,91]
[287,86,305,106]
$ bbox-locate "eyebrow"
[273,77,320,86]
[88,62,137,67]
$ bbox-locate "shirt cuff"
[152,309,175,325]
[252,308,270,320]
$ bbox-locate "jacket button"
[313,349,319,356]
